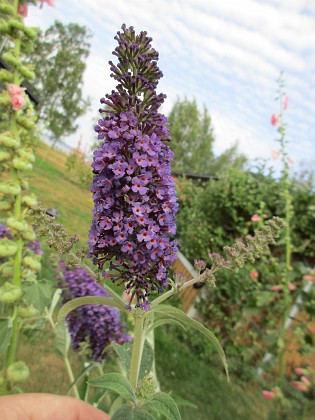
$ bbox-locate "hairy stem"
[129,312,145,390]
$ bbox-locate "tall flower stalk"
[0,0,43,392]
[271,74,293,387]
[89,25,178,311]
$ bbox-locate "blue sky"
[26,0,315,173]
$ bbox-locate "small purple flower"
[59,263,131,361]
[89,25,178,309]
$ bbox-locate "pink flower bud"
[289,283,296,291]
[292,381,309,393]
[271,114,280,126]
[272,150,280,160]
[262,390,274,399]
[250,271,258,279]
[8,84,26,111]
[283,95,289,110]
[295,367,307,376]
[271,285,282,292]
[18,3,28,17]
[251,214,260,222]
[303,275,315,283]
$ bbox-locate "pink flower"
[262,390,274,399]
[250,271,259,280]
[289,283,296,291]
[303,275,315,283]
[272,150,280,160]
[40,0,55,7]
[292,381,309,393]
[271,113,280,126]
[271,285,282,292]
[283,95,289,110]
[18,3,28,16]
[295,367,307,376]
[8,84,26,111]
[251,214,260,222]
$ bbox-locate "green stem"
[129,312,145,390]
[64,355,80,399]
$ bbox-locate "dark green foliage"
[25,21,92,145]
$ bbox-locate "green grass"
[13,141,276,417]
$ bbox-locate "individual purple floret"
[0,224,13,239]
[59,263,131,361]
[27,240,43,255]
[88,25,178,310]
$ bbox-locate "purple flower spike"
[89,25,178,309]
[59,263,131,361]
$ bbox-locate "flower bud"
[0,238,17,257]
[22,194,37,207]
[21,229,36,241]
[0,283,22,304]
[18,305,38,318]
[23,256,41,272]
[0,201,11,210]
[6,217,28,232]
[12,157,33,171]
[6,361,29,382]
[0,181,21,195]
[0,151,11,161]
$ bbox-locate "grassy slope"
[21,141,271,418]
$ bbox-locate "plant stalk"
[129,311,145,390]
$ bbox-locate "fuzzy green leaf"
[23,281,53,312]
[112,340,153,380]
[88,373,136,402]
[145,392,181,420]
[148,317,187,333]
[153,305,229,381]
[55,322,70,357]
[111,405,155,420]
[57,296,121,323]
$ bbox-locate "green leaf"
[153,305,229,381]
[57,296,121,323]
[23,281,53,312]
[112,340,154,381]
[145,392,181,420]
[111,405,155,420]
[172,394,197,409]
[88,373,136,403]
[111,405,134,420]
[148,317,187,333]
[0,319,12,353]
[49,288,62,315]
[55,322,70,357]
[67,363,94,396]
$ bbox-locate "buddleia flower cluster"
[59,263,131,361]
[89,25,178,310]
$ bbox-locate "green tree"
[168,98,246,174]
[26,21,92,146]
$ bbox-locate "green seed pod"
[0,69,13,83]
[21,229,36,241]
[16,116,35,130]
[7,217,28,232]
[0,239,17,257]
[1,265,14,278]
[2,52,20,69]
[0,4,15,15]
[0,283,22,304]
[0,22,9,35]
[0,135,20,148]
[6,361,29,383]
[0,151,11,161]
[18,305,38,318]
[0,201,11,210]
[22,194,37,208]
[0,181,21,195]
[23,256,41,272]
[18,148,35,162]
[19,65,35,81]
[8,19,25,33]
[23,26,38,40]
[12,157,33,171]
[0,94,11,107]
